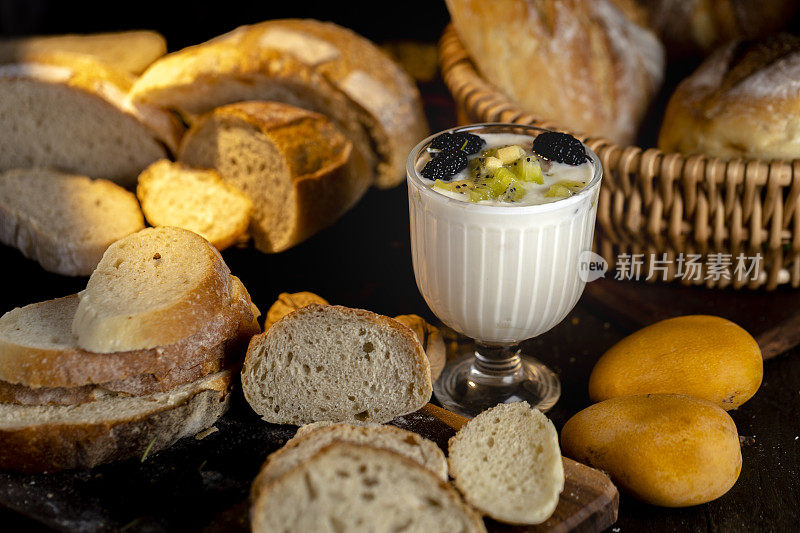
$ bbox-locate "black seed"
[532,132,587,166]
[430,132,486,155]
[421,148,468,180]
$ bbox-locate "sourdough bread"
[0,30,167,74]
[137,160,253,251]
[447,402,564,525]
[72,227,233,353]
[0,168,145,276]
[0,371,232,473]
[0,52,181,186]
[179,102,370,253]
[250,443,486,533]
[242,304,432,424]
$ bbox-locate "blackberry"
[531,132,587,166]
[421,148,468,181]
[430,132,486,155]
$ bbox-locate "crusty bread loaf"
[659,34,800,160]
[72,227,233,353]
[0,30,167,74]
[448,402,564,525]
[242,304,432,425]
[0,168,144,276]
[446,0,665,144]
[254,423,448,493]
[0,52,181,186]
[250,442,486,533]
[0,371,231,473]
[0,276,258,392]
[179,102,370,253]
[210,19,429,188]
[137,160,253,251]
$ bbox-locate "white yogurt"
[407,128,602,343]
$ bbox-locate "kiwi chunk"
[512,157,544,184]
[545,180,587,198]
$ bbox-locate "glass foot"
[433,347,560,418]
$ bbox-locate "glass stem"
[473,342,523,375]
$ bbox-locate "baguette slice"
[242,304,432,424]
[250,443,486,533]
[72,226,233,353]
[448,402,565,525]
[254,423,448,494]
[0,276,258,391]
[179,102,370,253]
[0,52,181,186]
[137,160,253,251]
[0,30,167,75]
[0,168,145,276]
[0,370,231,473]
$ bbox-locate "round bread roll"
[637,0,798,57]
[658,34,800,160]
[445,0,665,145]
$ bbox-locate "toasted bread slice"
[242,304,431,425]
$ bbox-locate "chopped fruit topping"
[511,157,544,184]
[546,180,587,198]
[429,132,486,155]
[496,145,525,164]
[532,132,587,166]
[433,167,528,203]
[421,148,468,181]
[483,156,503,172]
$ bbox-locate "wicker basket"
[439,25,800,290]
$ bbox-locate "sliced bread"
[447,402,565,525]
[137,160,253,250]
[242,304,432,424]
[179,102,370,253]
[0,52,181,186]
[210,19,429,188]
[0,370,232,473]
[0,168,145,276]
[254,423,448,491]
[72,226,233,353]
[0,30,167,75]
[250,442,486,533]
[0,276,258,391]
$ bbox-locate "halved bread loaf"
[137,160,253,251]
[447,402,564,525]
[179,102,370,253]
[0,30,167,74]
[250,442,486,533]
[0,168,145,276]
[0,276,258,392]
[0,370,232,473]
[0,52,181,186]
[72,226,233,353]
[254,423,448,492]
[242,304,432,424]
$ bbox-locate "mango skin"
[589,315,762,410]
[561,394,742,507]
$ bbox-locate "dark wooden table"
[1,62,799,533]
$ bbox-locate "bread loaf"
[0,168,144,276]
[242,304,432,425]
[445,0,665,144]
[179,102,369,253]
[659,34,800,160]
[0,52,181,185]
[137,160,253,251]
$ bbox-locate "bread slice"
[254,423,448,493]
[0,276,258,392]
[0,52,181,186]
[0,168,145,276]
[242,304,431,424]
[0,370,232,473]
[265,292,330,330]
[179,102,370,253]
[137,160,253,251]
[250,442,486,533]
[447,402,564,525]
[0,30,167,74]
[210,19,429,188]
[72,226,233,353]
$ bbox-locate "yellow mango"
[589,315,762,410]
[561,394,742,507]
